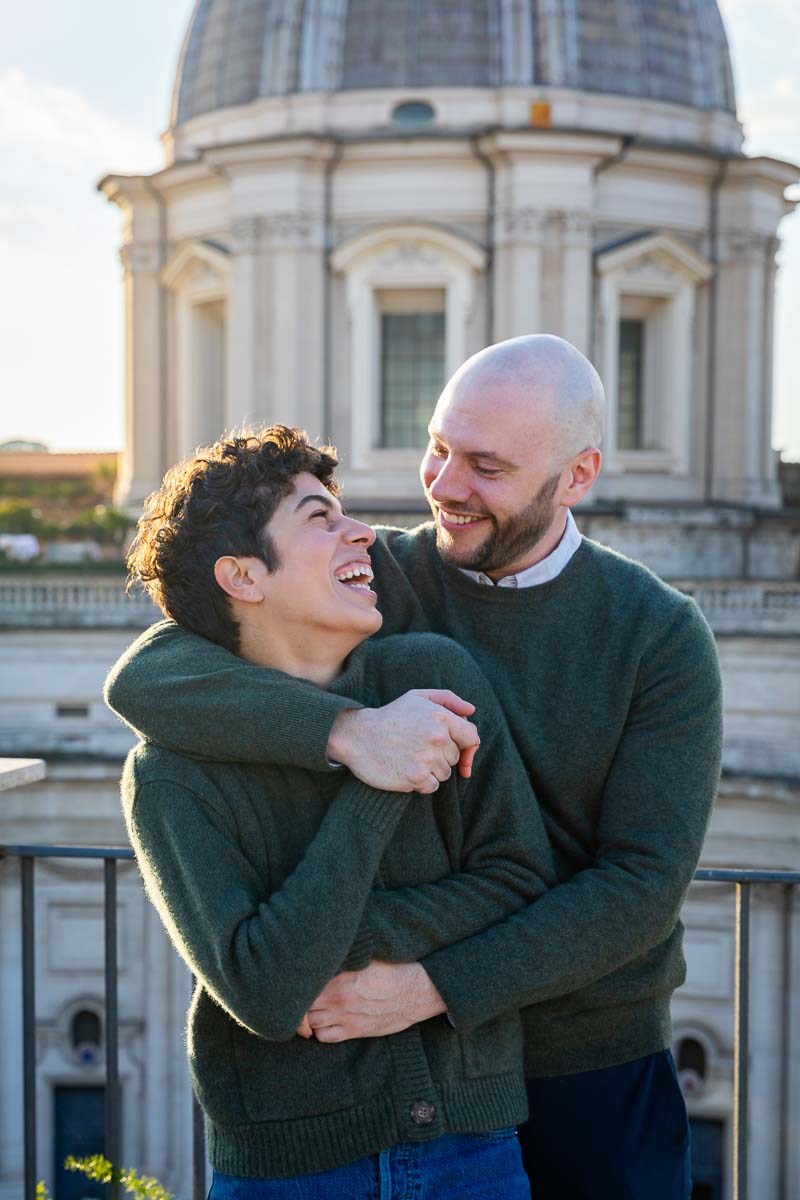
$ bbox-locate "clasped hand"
[327,689,480,793]
[296,961,446,1041]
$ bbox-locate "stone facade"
[101,129,795,514]
[1,3,799,1198]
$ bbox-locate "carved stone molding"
[496,207,546,244]
[230,216,263,255]
[725,230,771,265]
[622,252,681,285]
[231,213,319,253]
[374,241,441,273]
[263,212,316,245]
[560,210,593,244]
[119,241,159,275]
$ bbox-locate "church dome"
[172,0,736,127]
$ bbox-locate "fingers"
[408,773,440,794]
[296,1014,313,1038]
[443,740,462,768]
[314,1025,347,1043]
[441,711,480,751]
[457,741,480,779]
[418,689,476,717]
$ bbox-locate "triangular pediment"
[161,241,231,292]
[595,232,713,283]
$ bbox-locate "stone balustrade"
[676,581,800,636]
[0,575,158,628]
[0,573,798,634]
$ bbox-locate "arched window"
[70,1008,102,1066]
[677,1036,707,1079]
[675,1034,709,1099]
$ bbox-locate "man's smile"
[435,506,489,532]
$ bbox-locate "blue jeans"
[518,1050,692,1199]
[208,1128,531,1199]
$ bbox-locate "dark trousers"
[518,1050,692,1199]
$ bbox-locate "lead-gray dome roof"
[172,0,736,126]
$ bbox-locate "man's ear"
[214,556,267,604]
[561,447,601,508]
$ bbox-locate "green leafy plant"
[0,498,44,534]
[58,1155,175,1199]
[36,1183,52,1200]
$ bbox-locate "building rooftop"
[172,0,737,126]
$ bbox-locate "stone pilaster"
[263,212,325,434]
[713,229,778,505]
[226,217,263,430]
[493,207,545,340]
[559,210,593,353]
[117,238,164,512]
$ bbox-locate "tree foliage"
[37,1155,174,1200]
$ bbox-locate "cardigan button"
[410,1099,436,1125]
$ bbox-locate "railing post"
[778,885,792,1200]
[733,881,751,1200]
[105,858,121,1200]
[21,856,36,1200]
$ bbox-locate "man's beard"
[432,472,562,575]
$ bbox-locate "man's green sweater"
[107,528,723,1079]
[120,634,556,1178]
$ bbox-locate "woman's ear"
[213,556,267,604]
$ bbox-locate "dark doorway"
[53,1086,108,1200]
[690,1117,724,1200]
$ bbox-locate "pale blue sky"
[0,0,798,457]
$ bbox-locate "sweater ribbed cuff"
[421,946,490,1033]
[336,779,410,836]
[308,697,364,773]
[341,928,374,972]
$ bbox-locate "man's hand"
[327,691,480,793]
[305,961,447,1042]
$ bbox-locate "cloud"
[0,70,159,451]
[718,0,800,27]
[0,67,162,176]
[738,75,800,161]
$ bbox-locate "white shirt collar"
[460,510,581,589]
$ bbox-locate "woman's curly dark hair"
[128,426,340,653]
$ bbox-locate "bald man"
[105,336,722,1199]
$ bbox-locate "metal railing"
[692,868,799,1200]
[0,846,797,1200]
[0,844,206,1200]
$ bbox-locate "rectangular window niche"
[378,288,445,450]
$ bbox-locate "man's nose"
[429,455,469,502]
